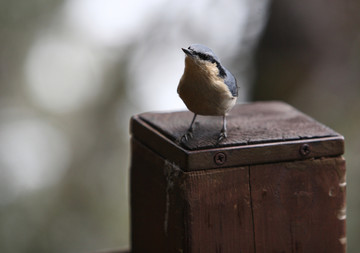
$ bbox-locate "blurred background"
[0,0,359,252]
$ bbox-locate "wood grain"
[184,166,255,253]
[138,101,338,151]
[131,138,256,252]
[131,101,344,171]
[250,157,346,253]
[130,101,346,253]
[131,138,185,253]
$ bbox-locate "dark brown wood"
[184,167,255,252]
[131,138,185,253]
[131,101,344,172]
[137,101,339,150]
[251,157,346,253]
[131,138,255,253]
[130,101,346,253]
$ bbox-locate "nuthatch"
[177,44,238,142]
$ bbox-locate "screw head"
[299,144,311,156]
[214,152,227,165]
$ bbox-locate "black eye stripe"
[197,52,213,61]
[216,64,226,77]
[194,52,226,77]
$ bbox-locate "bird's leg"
[181,113,197,142]
[218,115,227,142]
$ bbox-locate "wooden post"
[130,101,346,253]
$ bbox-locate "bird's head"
[181,44,226,77]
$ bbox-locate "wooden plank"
[130,138,185,253]
[186,136,344,171]
[131,101,344,171]
[130,101,346,253]
[138,101,339,151]
[131,138,256,252]
[250,157,346,253]
[131,115,189,169]
[184,166,255,253]
[132,113,344,171]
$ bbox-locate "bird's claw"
[217,130,227,143]
[181,130,193,142]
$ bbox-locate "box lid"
[130,101,344,171]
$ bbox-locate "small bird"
[177,44,238,142]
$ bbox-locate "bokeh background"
[0,0,359,252]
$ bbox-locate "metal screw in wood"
[214,152,227,165]
[299,143,311,156]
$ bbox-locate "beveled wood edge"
[187,136,344,171]
[131,115,190,169]
[130,115,344,172]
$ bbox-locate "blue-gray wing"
[224,68,238,97]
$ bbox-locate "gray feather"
[224,68,238,97]
[188,44,220,61]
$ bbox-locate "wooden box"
[130,101,346,253]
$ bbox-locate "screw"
[214,152,227,165]
[299,144,311,156]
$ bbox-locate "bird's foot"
[176,129,193,144]
[181,130,193,142]
[217,130,227,143]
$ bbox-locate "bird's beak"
[182,48,193,57]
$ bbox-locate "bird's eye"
[198,53,213,62]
